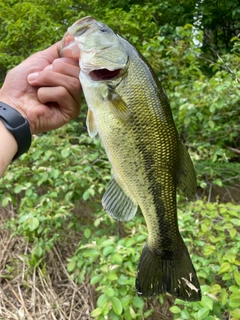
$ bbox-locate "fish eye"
[100,26,108,32]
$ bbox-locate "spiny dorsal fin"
[102,178,138,221]
[176,142,197,200]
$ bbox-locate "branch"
[226,146,240,155]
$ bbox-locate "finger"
[37,86,81,119]
[43,58,79,71]
[28,71,81,95]
[51,61,80,77]
[42,63,80,78]
[53,57,79,66]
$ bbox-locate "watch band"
[0,101,32,160]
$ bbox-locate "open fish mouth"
[89,68,122,81]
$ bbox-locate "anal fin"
[102,178,138,221]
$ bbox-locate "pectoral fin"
[86,109,98,138]
[176,142,197,200]
[107,86,132,122]
[102,178,138,221]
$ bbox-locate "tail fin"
[135,241,201,301]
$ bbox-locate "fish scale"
[60,16,201,301]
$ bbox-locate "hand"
[0,42,81,134]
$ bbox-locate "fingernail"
[44,64,53,71]
[28,72,39,82]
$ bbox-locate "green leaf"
[108,309,121,320]
[28,217,39,231]
[90,275,102,285]
[111,253,123,264]
[84,228,91,239]
[118,275,133,286]
[230,309,240,319]
[105,287,115,297]
[181,309,191,319]
[204,245,215,255]
[219,262,230,274]
[67,260,76,272]
[2,197,10,207]
[132,296,144,309]
[97,294,108,308]
[111,297,123,315]
[221,288,228,305]
[213,178,222,187]
[14,184,25,194]
[200,295,213,310]
[102,246,115,256]
[229,298,240,308]
[197,307,209,320]
[100,239,115,247]
[230,228,237,239]
[82,190,90,201]
[107,272,118,281]
[201,223,208,232]
[125,238,135,247]
[170,306,181,314]
[234,271,240,286]
[34,246,43,257]
[231,218,240,226]
[224,253,236,263]
[210,284,221,294]
[82,248,99,258]
[121,296,131,308]
[61,148,70,158]
[91,308,103,317]
[208,119,215,129]
[144,309,154,318]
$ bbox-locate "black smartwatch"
[0,101,32,160]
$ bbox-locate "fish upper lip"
[73,27,88,37]
[69,16,95,37]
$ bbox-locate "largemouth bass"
[60,17,201,301]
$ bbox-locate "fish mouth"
[89,68,122,81]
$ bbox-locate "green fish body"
[61,16,201,301]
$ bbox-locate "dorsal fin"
[176,142,197,200]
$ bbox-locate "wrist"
[0,101,32,160]
[0,121,17,177]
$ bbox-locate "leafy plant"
[66,198,240,319]
[0,0,240,319]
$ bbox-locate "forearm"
[0,121,18,177]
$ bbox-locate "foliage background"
[0,0,240,319]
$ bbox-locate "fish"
[60,16,201,301]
